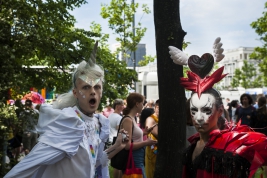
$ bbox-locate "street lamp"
[132,0,136,91]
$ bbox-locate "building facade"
[218,47,260,88]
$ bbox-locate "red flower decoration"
[180,66,227,97]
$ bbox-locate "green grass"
[109,165,114,178]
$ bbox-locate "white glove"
[100,151,109,167]
[168,46,188,65]
[213,37,225,62]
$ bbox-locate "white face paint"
[79,90,86,99]
[190,93,216,126]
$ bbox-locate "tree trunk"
[154,0,187,177]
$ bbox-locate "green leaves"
[97,47,138,110]
[100,0,150,60]
[231,60,261,88]
[138,55,156,66]
[242,2,267,88]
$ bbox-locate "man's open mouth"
[89,98,96,105]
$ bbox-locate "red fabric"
[22,91,45,104]
[123,144,143,178]
[180,66,227,97]
[183,167,230,178]
[185,124,267,178]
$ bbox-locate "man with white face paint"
[169,38,267,178]
[4,42,129,178]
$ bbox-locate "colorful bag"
[122,144,143,178]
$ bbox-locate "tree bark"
[154,0,187,177]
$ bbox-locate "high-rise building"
[126,44,146,67]
[111,43,146,67]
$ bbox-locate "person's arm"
[97,129,129,167]
[105,132,127,158]
[4,142,65,178]
[145,117,158,138]
[121,117,157,150]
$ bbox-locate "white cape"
[4,104,110,178]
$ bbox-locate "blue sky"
[71,0,266,57]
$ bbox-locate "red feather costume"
[180,67,267,178]
[182,122,267,178]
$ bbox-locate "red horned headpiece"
[180,53,227,97]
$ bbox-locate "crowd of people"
[4,38,267,178]
[222,94,267,135]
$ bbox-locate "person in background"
[254,96,267,135]
[7,99,24,162]
[235,93,256,126]
[120,93,157,178]
[253,94,264,109]
[144,99,155,109]
[20,99,39,155]
[139,108,155,141]
[221,107,230,123]
[230,100,240,123]
[145,99,159,178]
[108,98,124,178]
[102,104,114,118]
[225,98,232,119]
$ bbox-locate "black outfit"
[254,107,267,135]
[227,103,232,119]
[235,106,256,126]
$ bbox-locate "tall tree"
[0,0,137,103]
[0,0,138,172]
[154,0,186,177]
[231,60,261,88]
[100,0,150,63]
[250,2,267,86]
[0,0,92,98]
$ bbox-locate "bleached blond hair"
[52,42,104,109]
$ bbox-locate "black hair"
[25,99,32,107]
[191,88,223,109]
[186,98,193,126]
[230,100,239,108]
[240,93,253,105]
[155,99,159,107]
[139,108,154,129]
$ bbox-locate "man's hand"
[113,129,129,148]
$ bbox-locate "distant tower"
[127,44,146,67]
[111,43,146,67]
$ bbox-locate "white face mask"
[190,93,216,126]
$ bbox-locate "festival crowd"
[4,39,267,178]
